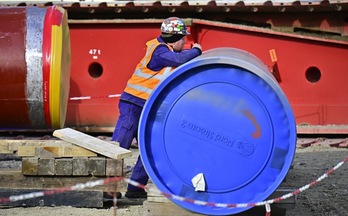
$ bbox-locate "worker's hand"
[192,43,202,52]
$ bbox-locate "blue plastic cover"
[139,48,296,215]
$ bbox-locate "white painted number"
[89,49,101,59]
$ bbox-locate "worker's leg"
[111,101,142,149]
[125,155,149,198]
[128,156,149,189]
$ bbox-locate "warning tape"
[129,156,348,209]
[0,156,347,212]
[69,94,121,101]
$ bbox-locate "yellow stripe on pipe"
[49,7,70,129]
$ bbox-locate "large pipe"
[139,48,297,215]
[0,6,70,130]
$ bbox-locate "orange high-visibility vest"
[124,39,174,100]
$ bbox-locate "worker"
[112,17,202,198]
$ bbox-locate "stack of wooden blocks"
[0,128,132,208]
[12,128,133,177]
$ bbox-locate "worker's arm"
[148,44,201,71]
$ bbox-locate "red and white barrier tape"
[133,156,348,209]
[69,94,121,101]
[1,156,347,212]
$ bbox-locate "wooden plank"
[0,188,103,207]
[17,146,97,157]
[18,146,57,158]
[53,128,132,159]
[17,146,36,157]
[4,140,73,151]
[36,147,59,158]
[3,139,118,152]
[59,146,97,157]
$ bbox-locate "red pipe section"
[0,6,70,130]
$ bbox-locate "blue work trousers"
[112,100,149,191]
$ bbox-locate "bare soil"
[0,146,347,216]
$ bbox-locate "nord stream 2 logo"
[178,115,256,158]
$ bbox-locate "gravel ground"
[0,145,347,216]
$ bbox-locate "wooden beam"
[106,158,124,177]
[2,140,74,151]
[38,158,55,175]
[22,157,39,175]
[17,146,97,157]
[0,142,12,154]
[53,128,132,159]
[0,168,107,191]
[0,188,103,208]
[73,157,89,176]
[88,157,106,176]
[21,157,124,177]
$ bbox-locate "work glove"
[192,43,202,53]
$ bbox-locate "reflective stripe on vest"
[124,39,173,100]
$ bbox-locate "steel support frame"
[66,19,348,133]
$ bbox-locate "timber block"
[88,157,106,176]
[38,158,55,176]
[21,156,124,177]
[55,158,73,176]
[106,158,123,176]
[0,188,103,208]
[22,157,39,175]
[73,157,89,176]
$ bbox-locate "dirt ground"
[0,145,347,216]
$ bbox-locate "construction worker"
[112,17,202,198]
